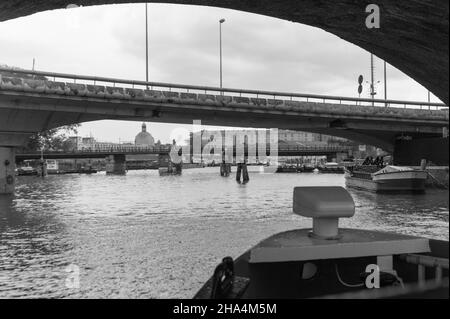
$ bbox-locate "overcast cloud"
[0,3,439,143]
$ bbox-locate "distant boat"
[158,163,182,176]
[17,165,37,176]
[79,167,98,174]
[46,160,60,175]
[300,164,315,173]
[276,165,297,173]
[345,165,428,193]
[318,162,345,174]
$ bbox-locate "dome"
[135,123,155,146]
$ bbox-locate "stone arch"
[0,0,448,104]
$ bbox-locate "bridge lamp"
[219,19,226,92]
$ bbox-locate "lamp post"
[370,54,375,106]
[384,60,387,107]
[145,3,149,87]
[219,18,225,92]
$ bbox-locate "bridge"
[0,68,447,151]
[15,145,352,161]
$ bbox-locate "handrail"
[400,254,449,269]
[0,67,447,109]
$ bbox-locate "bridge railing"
[1,67,447,110]
[16,144,351,156]
[75,145,171,153]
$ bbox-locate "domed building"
[135,123,155,146]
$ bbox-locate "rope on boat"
[334,264,405,289]
[334,264,365,288]
[427,172,449,189]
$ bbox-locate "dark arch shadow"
[0,0,448,104]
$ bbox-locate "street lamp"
[219,18,226,92]
[145,3,149,87]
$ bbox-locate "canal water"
[0,168,448,298]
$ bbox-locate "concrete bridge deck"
[0,68,448,153]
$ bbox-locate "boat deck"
[249,228,430,263]
[195,228,449,299]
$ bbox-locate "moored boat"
[346,165,428,193]
[300,164,316,173]
[318,162,345,174]
[276,165,298,173]
[16,165,37,176]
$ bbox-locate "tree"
[20,124,80,152]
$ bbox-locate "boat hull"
[346,175,426,193]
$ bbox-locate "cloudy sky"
[0,3,439,143]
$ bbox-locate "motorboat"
[346,165,428,193]
[318,162,345,174]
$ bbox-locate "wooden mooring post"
[236,162,249,183]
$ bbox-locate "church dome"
[135,123,155,146]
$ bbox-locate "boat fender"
[210,257,234,299]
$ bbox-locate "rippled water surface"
[0,168,448,298]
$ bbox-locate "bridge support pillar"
[335,153,348,163]
[393,137,449,166]
[326,154,335,163]
[105,154,127,175]
[220,162,231,177]
[0,147,16,195]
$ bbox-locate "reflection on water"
[0,168,448,298]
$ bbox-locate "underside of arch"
[0,0,448,104]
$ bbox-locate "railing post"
[418,264,426,287]
[435,266,443,284]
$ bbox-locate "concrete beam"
[0,77,447,151]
